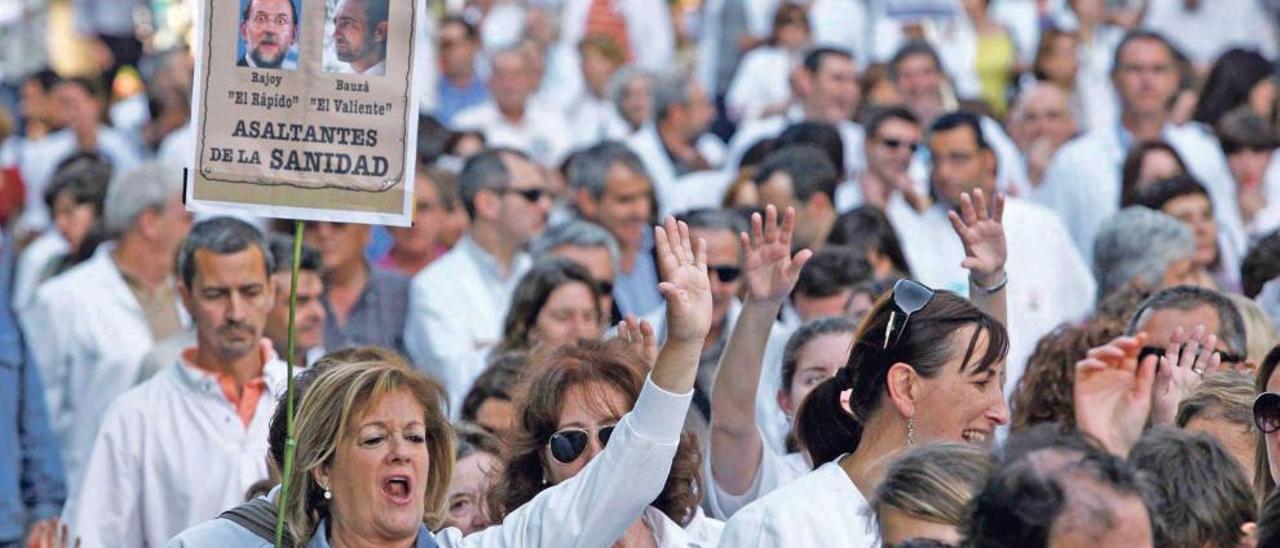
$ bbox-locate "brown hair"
[284,359,455,542]
[796,289,1009,466]
[496,258,602,354]
[487,339,703,525]
[1120,140,1188,207]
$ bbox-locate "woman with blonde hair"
[872,443,993,546]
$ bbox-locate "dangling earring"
[324,489,332,500]
[906,418,916,446]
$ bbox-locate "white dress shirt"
[67,343,287,548]
[725,107,867,178]
[451,101,573,168]
[725,46,798,124]
[626,125,728,218]
[404,236,531,415]
[170,375,698,548]
[704,446,809,519]
[20,245,190,496]
[1033,122,1245,262]
[887,195,1096,393]
[719,456,877,547]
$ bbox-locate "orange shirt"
[181,340,273,428]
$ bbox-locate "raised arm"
[948,189,1008,326]
[456,217,712,548]
[709,206,811,498]
[1074,333,1158,457]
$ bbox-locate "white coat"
[20,245,190,497]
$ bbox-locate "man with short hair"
[238,0,299,70]
[303,220,408,355]
[65,217,286,547]
[331,0,388,75]
[754,145,839,251]
[529,219,621,320]
[22,162,192,496]
[787,246,871,325]
[626,70,724,216]
[1037,31,1244,262]
[568,141,663,317]
[887,111,1094,394]
[405,148,551,413]
[264,233,326,367]
[841,106,923,211]
[887,40,1029,196]
[1007,82,1079,189]
[434,16,488,124]
[451,48,572,168]
[727,47,865,179]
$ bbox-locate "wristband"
[970,271,1008,294]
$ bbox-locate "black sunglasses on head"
[1137,345,1247,368]
[547,425,615,464]
[883,279,935,350]
[1256,392,1280,434]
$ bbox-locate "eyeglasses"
[879,137,920,153]
[710,265,742,283]
[1137,345,1247,367]
[547,425,615,463]
[883,279,934,350]
[1255,392,1280,434]
[499,187,548,203]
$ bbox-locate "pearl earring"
[324,489,332,500]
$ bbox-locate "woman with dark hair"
[1252,345,1280,503]
[1120,140,1190,207]
[495,257,603,354]
[825,205,913,290]
[1130,174,1242,291]
[718,194,1010,545]
[1192,49,1277,127]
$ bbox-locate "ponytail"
[796,367,864,466]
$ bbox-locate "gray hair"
[652,70,692,122]
[1127,286,1249,359]
[676,208,748,261]
[103,162,182,237]
[566,141,651,201]
[607,65,653,112]
[458,147,528,218]
[529,219,621,273]
[177,216,276,288]
[1093,207,1194,301]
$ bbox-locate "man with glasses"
[1007,82,1079,189]
[1125,285,1251,426]
[887,111,1093,395]
[1036,30,1244,262]
[237,0,298,70]
[406,148,551,414]
[838,106,924,211]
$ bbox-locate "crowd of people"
[4,0,1280,546]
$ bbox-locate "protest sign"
[187,0,421,226]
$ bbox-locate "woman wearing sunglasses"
[1251,346,1280,502]
[719,192,1011,546]
[485,217,721,547]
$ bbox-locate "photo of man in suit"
[238,0,300,70]
[327,0,388,75]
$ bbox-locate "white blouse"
[718,457,877,547]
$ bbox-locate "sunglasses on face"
[709,265,742,283]
[879,137,920,153]
[547,425,615,464]
[1256,392,1280,434]
[883,279,935,350]
[500,187,547,203]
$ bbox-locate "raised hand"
[1150,325,1226,426]
[947,189,1007,285]
[25,519,80,548]
[654,216,713,344]
[1074,334,1158,457]
[740,205,813,305]
[616,315,658,368]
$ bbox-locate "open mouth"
[962,429,989,445]
[381,475,413,504]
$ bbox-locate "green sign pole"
[274,219,305,547]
